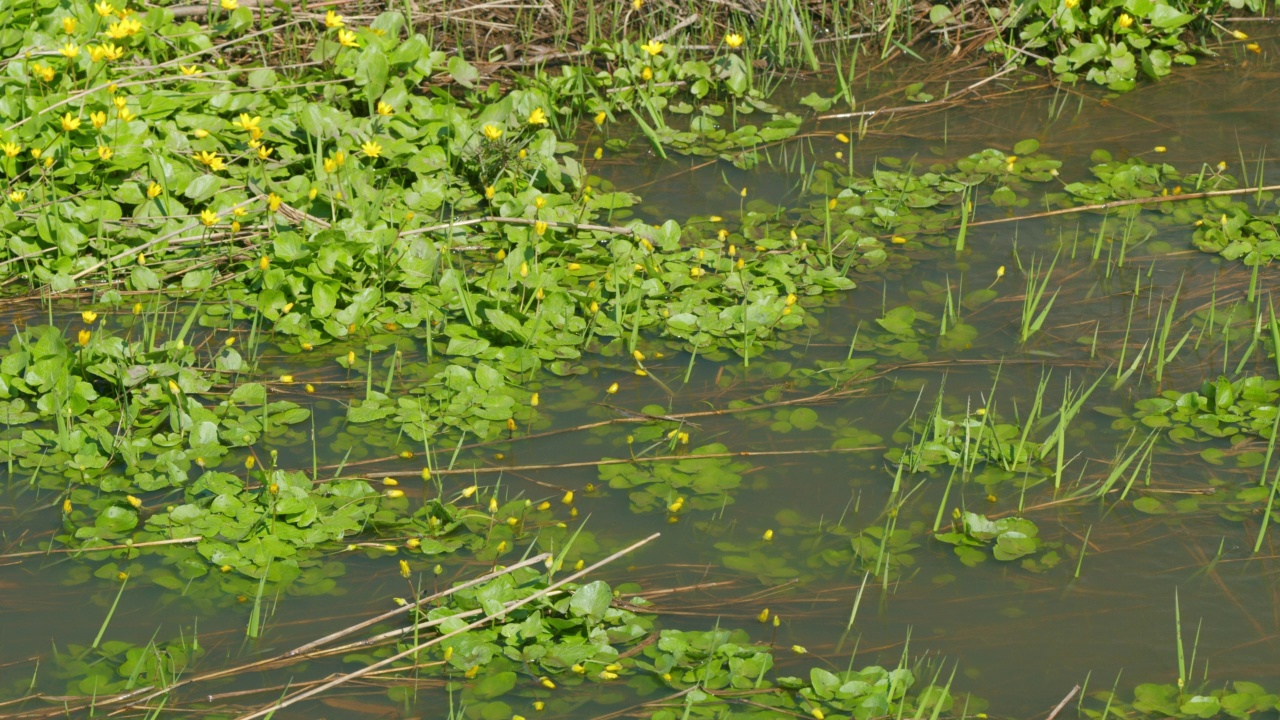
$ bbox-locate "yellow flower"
[605,382,618,395]
[640,39,664,56]
[325,10,344,28]
[59,43,80,59]
[763,528,774,541]
[62,16,78,33]
[8,190,25,203]
[220,0,238,9]
[791,645,807,654]
[115,106,134,122]
[256,145,273,160]
[361,140,382,157]
[267,192,282,211]
[757,607,770,622]
[725,33,744,48]
[63,498,72,513]
[593,147,603,160]
[527,107,548,125]
[399,559,411,578]
[484,185,495,199]
[259,256,270,271]
[594,111,607,125]
[105,18,142,39]
[376,101,394,116]
[1,142,20,158]
[102,42,124,61]
[1064,0,1079,6]
[1117,13,1133,28]
[332,150,346,167]
[1232,30,1248,40]
[540,677,556,690]
[199,208,218,226]
[60,114,81,133]
[96,145,112,161]
[95,1,114,16]
[337,29,359,47]
[147,182,162,198]
[193,150,220,167]
[126,495,142,508]
[180,64,200,76]
[633,0,642,8]
[81,310,99,324]
[232,114,261,134]
[77,329,91,346]
[90,111,107,129]
[87,45,107,62]
[534,220,548,235]
[1247,42,1261,53]
[322,157,336,173]
[641,66,653,81]
[33,63,54,83]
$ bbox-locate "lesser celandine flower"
[220,0,238,9]
[101,42,124,61]
[199,208,218,226]
[337,29,359,47]
[267,192,282,211]
[527,107,548,125]
[96,145,112,161]
[594,111,606,125]
[180,64,199,75]
[60,113,80,132]
[62,16,78,33]
[146,182,162,198]
[482,124,502,141]
[325,10,344,28]
[640,39,664,56]
[105,17,142,39]
[90,111,106,129]
[641,66,653,81]
[8,190,25,203]
[59,43,80,59]
[376,101,394,116]
[232,113,261,134]
[1,142,20,158]
[534,220,548,235]
[725,33,744,48]
[360,139,382,157]
[95,1,114,16]
[1117,12,1133,27]
[77,329,91,345]
[82,310,98,324]
[1064,0,1079,7]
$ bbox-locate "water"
[3,34,1280,719]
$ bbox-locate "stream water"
[2,31,1279,720]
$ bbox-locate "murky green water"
[4,34,1280,719]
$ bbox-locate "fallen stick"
[106,553,552,715]
[1044,684,1081,720]
[233,533,661,720]
[374,446,883,478]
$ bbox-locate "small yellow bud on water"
[540,677,556,689]
[606,382,618,395]
[63,498,72,514]
[489,496,499,513]
[757,607,770,622]
[562,490,574,505]
[762,529,774,541]
[574,558,584,570]
[811,709,825,720]
[126,495,142,508]
[792,645,807,654]
[534,701,545,711]
[537,501,551,511]
[399,559,411,578]
[462,485,478,498]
